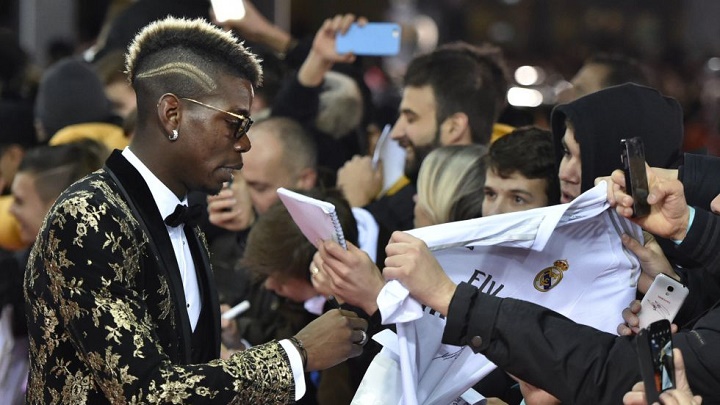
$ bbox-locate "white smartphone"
[211,0,246,23]
[336,23,401,56]
[637,274,689,329]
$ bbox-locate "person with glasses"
[24,16,367,405]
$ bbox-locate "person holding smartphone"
[623,349,702,405]
[604,154,720,336]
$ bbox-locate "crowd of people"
[0,1,717,404]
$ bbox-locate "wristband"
[288,336,307,370]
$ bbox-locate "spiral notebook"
[276,188,347,249]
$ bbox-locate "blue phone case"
[336,23,401,56]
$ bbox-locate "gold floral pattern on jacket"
[25,170,295,404]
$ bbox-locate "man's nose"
[389,118,404,140]
[485,201,503,216]
[234,135,251,153]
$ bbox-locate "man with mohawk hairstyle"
[24,17,367,405]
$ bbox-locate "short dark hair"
[404,42,499,145]
[485,126,560,205]
[125,17,262,120]
[586,53,651,88]
[242,188,358,281]
[18,140,107,202]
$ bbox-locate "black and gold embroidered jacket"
[24,151,296,404]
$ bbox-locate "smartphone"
[620,137,651,218]
[637,273,689,329]
[211,0,246,23]
[336,23,401,56]
[636,319,675,404]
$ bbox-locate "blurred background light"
[514,65,546,86]
[507,86,543,107]
[708,57,720,72]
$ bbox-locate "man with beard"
[338,43,505,232]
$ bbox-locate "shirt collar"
[122,147,187,221]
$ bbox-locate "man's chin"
[194,181,223,197]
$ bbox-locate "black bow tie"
[164,204,203,227]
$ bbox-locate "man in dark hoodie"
[551,83,718,325]
[550,83,684,204]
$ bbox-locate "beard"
[404,133,441,184]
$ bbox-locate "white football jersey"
[354,183,642,405]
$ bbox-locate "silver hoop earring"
[169,129,179,141]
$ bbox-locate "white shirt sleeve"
[278,339,306,401]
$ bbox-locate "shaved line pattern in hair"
[134,62,216,93]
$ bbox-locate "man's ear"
[440,112,470,145]
[295,167,318,190]
[157,93,181,134]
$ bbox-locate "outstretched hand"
[295,309,368,371]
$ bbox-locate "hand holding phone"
[620,137,651,218]
[335,23,401,56]
[636,319,675,404]
[637,273,688,329]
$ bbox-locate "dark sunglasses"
[181,97,253,140]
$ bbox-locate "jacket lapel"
[104,150,194,362]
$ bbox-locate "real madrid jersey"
[354,183,641,405]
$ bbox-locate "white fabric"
[358,330,484,405]
[352,346,404,405]
[303,295,327,316]
[352,207,380,263]
[123,148,201,330]
[358,183,642,405]
[278,339,307,401]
